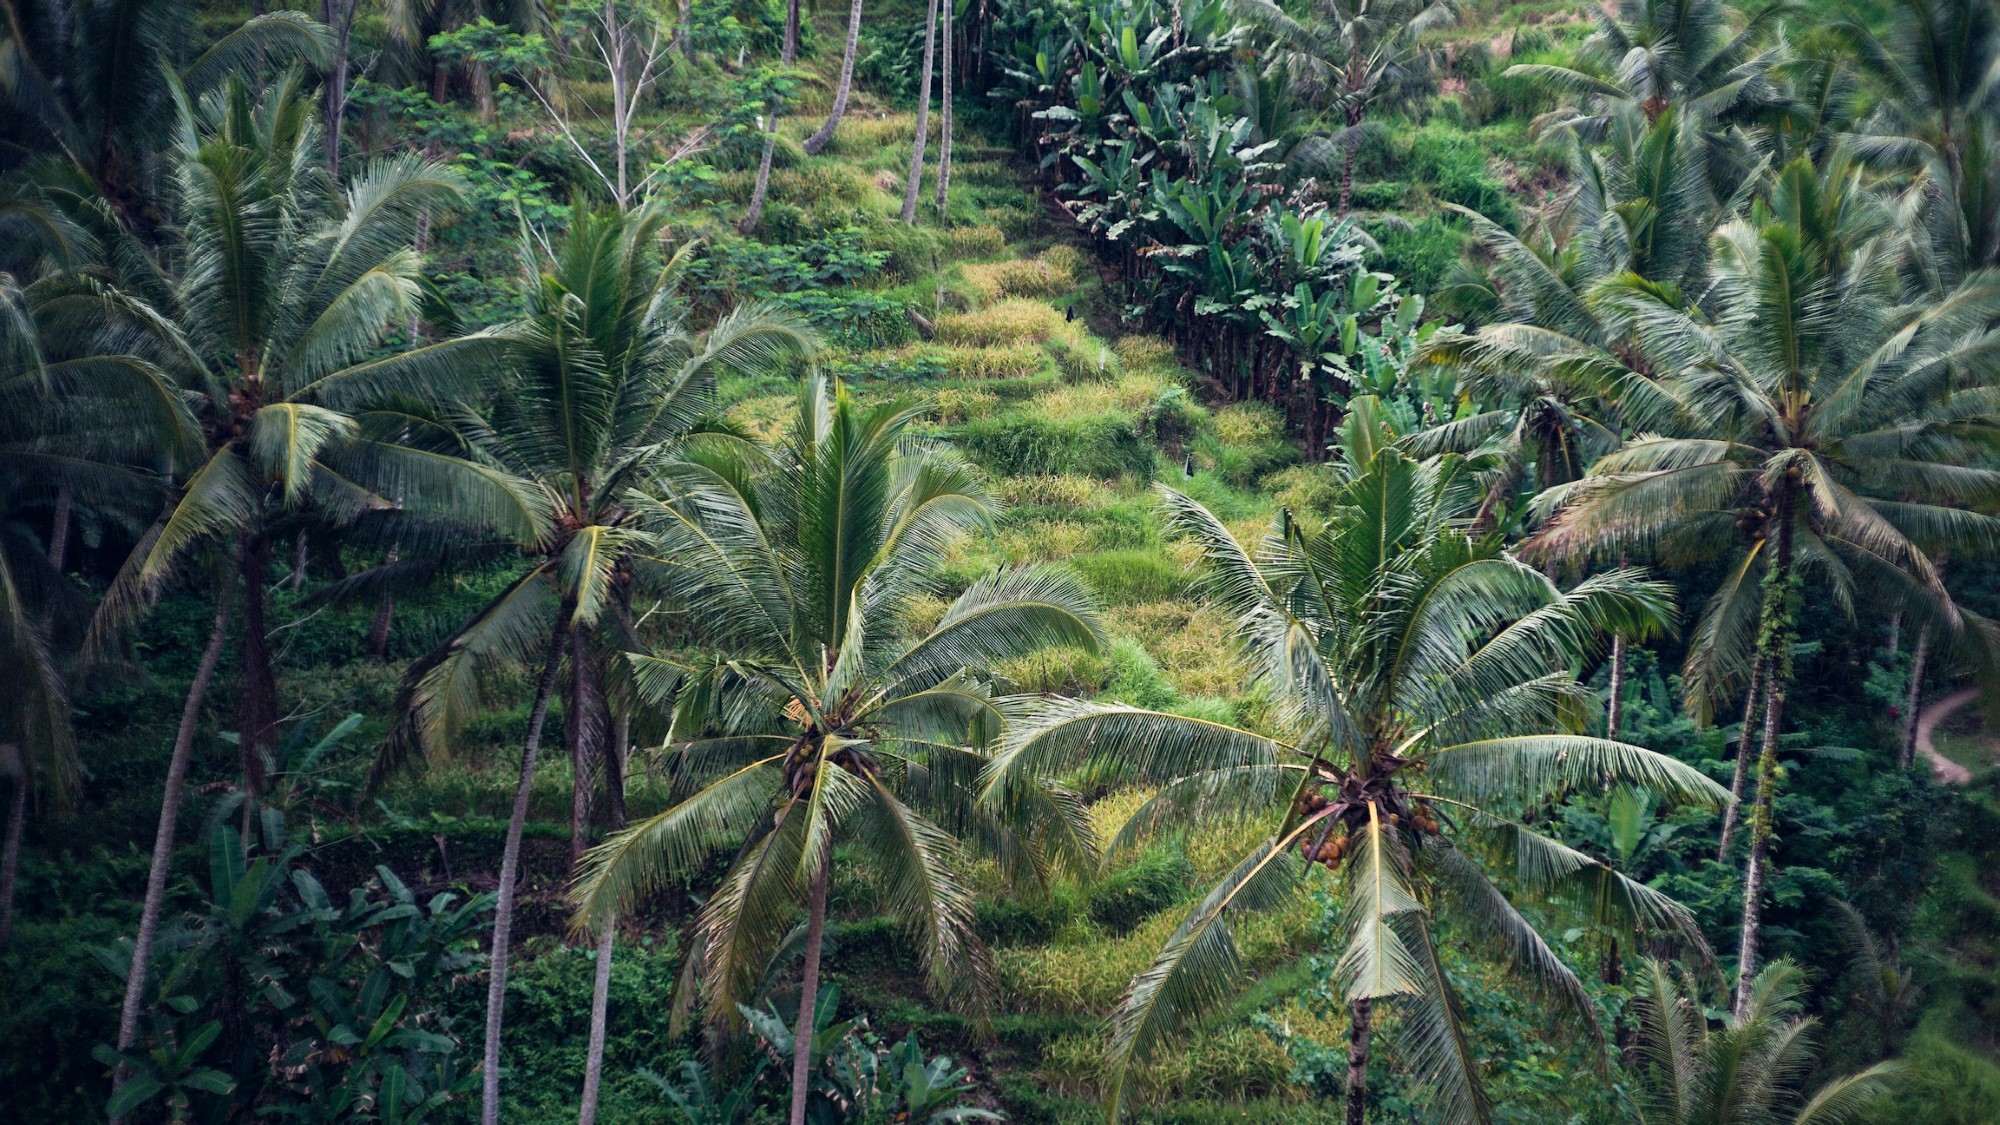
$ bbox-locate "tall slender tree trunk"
[480,629,567,1125]
[567,628,606,873]
[576,714,630,1125]
[801,0,866,155]
[900,0,941,223]
[0,768,25,947]
[111,593,232,1123]
[788,852,833,1125]
[1715,659,1765,859]
[1343,996,1372,1125]
[1734,496,1796,1016]
[1901,628,1929,770]
[323,0,356,177]
[237,536,279,850]
[933,0,953,214]
[48,485,72,572]
[1607,634,1627,741]
[742,0,801,233]
[367,595,396,659]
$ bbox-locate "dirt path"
[1915,688,1979,785]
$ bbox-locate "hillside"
[5,0,2000,1123]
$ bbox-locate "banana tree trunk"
[789,851,833,1125]
[900,0,941,223]
[802,0,866,155]
[577,713,630,1125]
[111,593,232,1123]
[1715,659,1764,859]
[480,628,567,1125]
[0,768,25,947]
[1734,491,1797,1016]
[1901,628,1929,770]
[1343,996,1372,1125]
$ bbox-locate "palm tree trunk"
[1606,634,1627,741]
[367,595,396,659]
[577,713,629,1125]
[1901,628,1929,770]
[1734,496,1797,1016]
[788,851,833,1125]
[1343,996,1372,1125]
[933,0,953,214]
[48,485,71,571]
[801,0,866,155]
[1715,659,1764,859]
[568,628,604,873]
[741,0,801,233]
[1733,673,1787,1014]
[900,0,941,223]
[480,628,567,1125]
[111,593,232,1122]
[1469,457,1521,538]
[0,769,25,947]
[237,535,280,847]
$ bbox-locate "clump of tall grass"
[935,298,1065,346]
[936,343,1046,381]
[941,224,1008,259]
[963,245,1085,301]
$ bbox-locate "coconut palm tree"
[1629,958,1899,1124]
[364,204,820,1125]
[1234,0,1461,213]
[572,375,1104,1125]
[92,72,548,1113]
[1839,0,2000,284]
[901,0,942,223]
[802,0,867,155]
[1529,151,2000,1011]
[986,445,1726,1125]
[0,0,331,232]
[1503,0,1793,196]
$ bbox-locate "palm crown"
[986,443,1726,1122]
[573,376,1105,1034]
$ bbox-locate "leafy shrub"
[1858,1030,2000,1125]
[1347,179,1411,211]
[1408,125,1513,223]
[1088,847,1194,932]
[1100,637,1181,708]
[955,409,1153,480]
[1371,215,1467,300]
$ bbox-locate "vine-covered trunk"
[789,851,833,1125]
[1344,996,1372,1125]
[480,629,567,1125]
[802,0,867,155]
[1469,456,1522,537]
[1715,659,1765,859]
[111,593,232,1123]
[1734,488,1797,1015]
[901,0,941,222]
[577,714,630,1125]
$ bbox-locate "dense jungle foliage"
[4,0,2000,1120]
